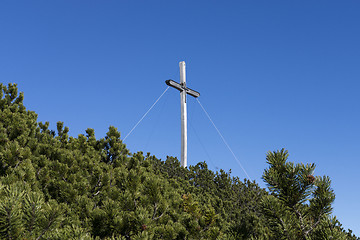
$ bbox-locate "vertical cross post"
[165,61,200,168]
[179,61,187,167]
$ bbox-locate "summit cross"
[165,61,200,168]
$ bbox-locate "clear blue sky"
[1,0,359,235]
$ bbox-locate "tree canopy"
[0,83,358,239]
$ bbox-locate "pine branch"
[304,217,321,236]
[35,214,56,240]
[294,208,306,236]
[152,205,168,221]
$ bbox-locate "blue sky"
[1,0,359,235]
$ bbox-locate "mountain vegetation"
[0,83,358,239]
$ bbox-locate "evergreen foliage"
[0,83,358,239]
[261,149,351,239]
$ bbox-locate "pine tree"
[1,83,358,239]
[261,149,347,240]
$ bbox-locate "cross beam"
[165,80,200,98]
[165,61,200,168]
